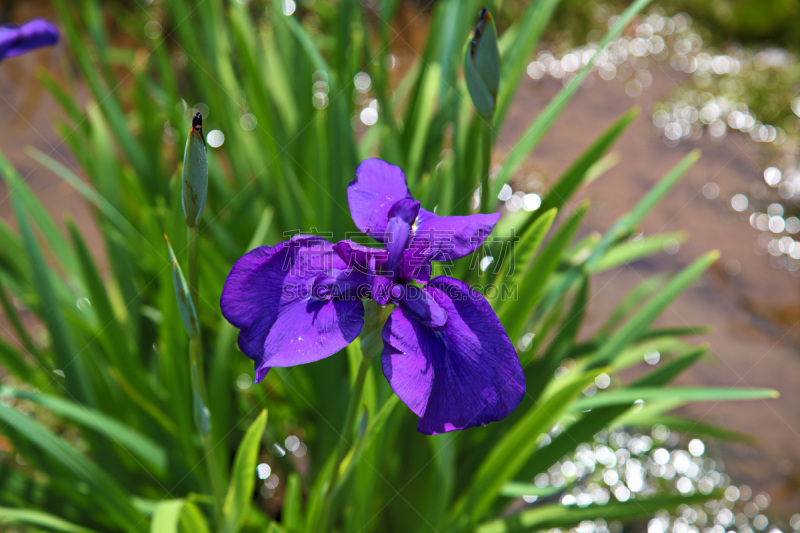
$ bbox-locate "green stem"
[321,353,372,527]
[187,225,224,525]
[328,356,370,494]
[479,119,493,213]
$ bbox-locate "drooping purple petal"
[0,19,59,62]
[347,158,411,241]
[413,208,500,261]
[390,284,447,328]
[221,235,365,381]
[381,276,525,434]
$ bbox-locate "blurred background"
[1,0,799,526]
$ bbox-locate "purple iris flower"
[221,158,525,434]
[0,19,59,62]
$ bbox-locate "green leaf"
[0,281,41,362]
[631,345,708,388]
[0,402,145,531]
[476,492,722,532]
[498,107,639,215]
[180,501,211,533]
[493,207,556,286]
[639,415,758,444]
[573,386,778,411]
[151,500,185,533]
[222,409,268,533]
[165,235,199,338]
[500,201,588,338]
[0,155,77,276]
[0,388,167,475]
[0,507,100,533]
[525,273,590,402]
[596,274,667,335]
[341,395,400,479]
[0,337,36,383]
[66,218,141,384]
[25,147,139,245]
[589,251,718,367]
[282,473,304,531]
[0,153,93,404]
[499,482,563,499]
[407,63,442,181]
[493,0,653,191]
[592,231,688,272]
[451,368,606,528]
[495,0,561,125]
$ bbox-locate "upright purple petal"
[384,198,420,275]
[0,19,59,62]
[381,276,525,434]
[221,235,364,381]
[347,158,411,241]
[399,237,433,283]
[413,209,500,261]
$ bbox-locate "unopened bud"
[464,7,500,119]
[182,112,208,227]
[165,234,198,337]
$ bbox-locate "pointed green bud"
[182,112,208,228]
[464,7,500,119]
[165,234,198,337]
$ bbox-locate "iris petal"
[390,284,447,328]
[332,240,389,273]
[381,276,525,434]
[220,235,365,381]
[347,158,411,241]
[0,19,59,62]
[384,198,420,275]
[413,208,500,261]
[399,237,433,283]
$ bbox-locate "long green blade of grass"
[493,0,653,191]
[222,409,268,533]
[451,368,606,528]
[0,507,101,533]
[0,402,145,531]
[476,492,722,533]
[0,388,167,475]
[589,250,718,368]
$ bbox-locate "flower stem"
[328,355,370,495]
[187,225,224,525]
[479,119,493,213]
[320,352,372,528]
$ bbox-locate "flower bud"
[464,7,500,119]
[182,112,208,227]
[165,234,198,337]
